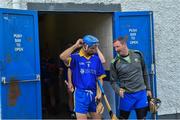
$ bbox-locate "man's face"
[113,40,124,52]
[86,45,97,55]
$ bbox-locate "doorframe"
[27,3,121,12]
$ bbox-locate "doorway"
[38,12,113,119]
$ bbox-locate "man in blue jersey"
[60,35,106,119]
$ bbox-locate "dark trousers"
[119,107,148,120]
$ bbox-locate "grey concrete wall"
[1,0,180,115]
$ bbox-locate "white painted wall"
[0,0,180,115]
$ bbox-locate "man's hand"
[64,81,74,93]
[68,82,74,93]
[147,90,152,98]
[74,39,83,48]
[95,92,102,101]
[119,88,125,98]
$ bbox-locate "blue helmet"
[83,35,99,47]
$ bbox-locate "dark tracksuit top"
[110,50,151,94]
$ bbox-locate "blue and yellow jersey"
[68,49,106,91]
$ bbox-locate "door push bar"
[1,74,40,85]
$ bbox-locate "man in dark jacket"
[110,36,152,119]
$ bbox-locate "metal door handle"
[1,74,40,85]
